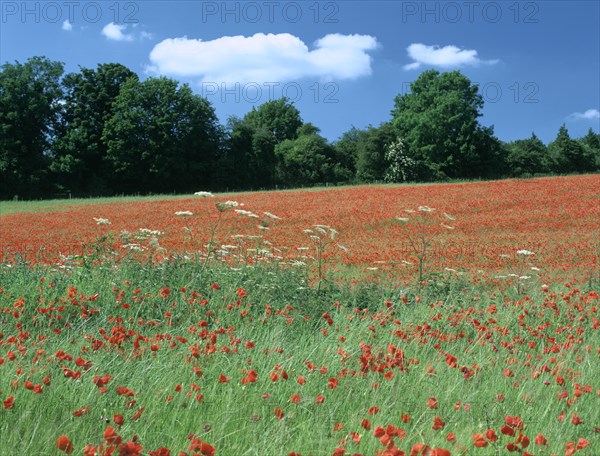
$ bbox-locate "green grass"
[0,255,597,455]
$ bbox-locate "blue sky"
[2,0,599,144]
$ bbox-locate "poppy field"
[0,175,599,455]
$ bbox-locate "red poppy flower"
[432,416,445,430]
[485,429,498,442]
[3,395,14,409]
[427,397,438,409]
[56,435,74,454]
[473,433,488,448]
[104,426,121,445]
[274,407,284,420]
[533,433,547,445]
[189,438,216,456]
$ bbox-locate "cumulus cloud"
[62,20,73,32]
[147,33,379,83]
[101,22,134,42]
[403,43,499,70]
[568,109,600,120]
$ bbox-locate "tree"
[51,63,138,195]
[355,122,397,182]
[506,132,550,176]
[332,127,361,180]
[244,98,303,144]
[275,123,338,186]
[391,70,503,180]
[227,98,303,189]
[0,56,64,198]
[578,128,600,171]
[384,137,417,182]
[548,125,591,173]
[102,77,222,194]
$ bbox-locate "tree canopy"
[1,57,598,199]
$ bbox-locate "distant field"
[1,175,598,285]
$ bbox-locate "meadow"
[0,175,598,456]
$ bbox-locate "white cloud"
[62,20,73,32]
[101,22,134,42]
[403,43,499,70]
[568,109,600,120]
[147,33,379,84]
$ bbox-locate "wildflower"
[444,213,455,220]
[396,216,410,222]
[418,205,435,212]
[224,200,239,207]
[516,249,535,255]
[93,217,111,225]
[263,211,281,219]
[274,407,284,420]
[175,211,194,216]
[194,191,215,197]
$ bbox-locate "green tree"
[506,132,550,176]
[232,98,303,189]
[355,122,397,182]
[332,127,361,181]
[51,63,138,195]
[548,125,591,173]
[391,70,503,180]
[244,98,303,144]
[102,77,221,194]
[578,128,600,171]
[275,124,337,186]
[0,56,64,198]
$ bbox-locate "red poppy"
[485,429,498,442]
[432,416,445,430]
[427,397,438,409]
[473,433,488,448]
[189,438,216,456]
[56,435,74,454]
[104,426,122,445]
[274,407,284,420]
[3,395,14,409]
[533,433,547,445]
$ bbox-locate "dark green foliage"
[354,122,397,182]
[0,56,64,198]
[548,125,595,174]
[50,63,138,195]
[275,123,340,186]
[102,77,222,194]
[391,70,505,180]
[506,132,551,176]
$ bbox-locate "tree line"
[1,56,599,199]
